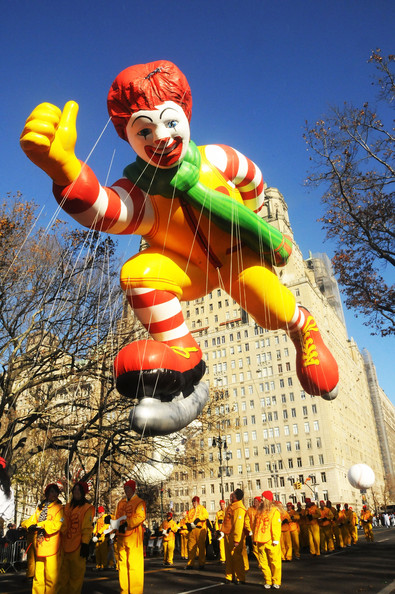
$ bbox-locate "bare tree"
[304,50,395,336]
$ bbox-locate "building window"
[293,424,298,435]
[297,457,302,467]
[321,472,327,483]
[312,404,317,414]
[309,456,314,466]
[283,410,288,420]
[286,442,292,452]
[284,425,290,436]
[302,406,308,416]
[314,421,319,431]
[295,440,300,451]
[316,437,322,448]
[318,455,324,464]
[304,422,310,433]
[288,459,293,469]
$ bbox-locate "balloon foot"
[129,381,209,436]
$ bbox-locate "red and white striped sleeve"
[53,161,155,236]
[202,144,266,215]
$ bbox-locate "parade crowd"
[1,453,393,594]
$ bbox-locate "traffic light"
[294,481,301,490]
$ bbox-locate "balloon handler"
[20,61,339,435]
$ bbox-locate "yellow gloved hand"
[20,101,81,186]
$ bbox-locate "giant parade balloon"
[20,60,340,436]
[347,463,375,490]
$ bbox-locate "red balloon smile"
[145,137,183,167]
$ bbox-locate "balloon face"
[126,101,190,168]
[347,463,375,489]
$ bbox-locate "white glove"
[162,530,167,535]
[272,540,279,546]
[92,536,98,543]
[249,531,253,536]
[217,531,225,541]
[191,523,196,529]
[104,515,127,535]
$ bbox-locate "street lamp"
[212,435,230,500]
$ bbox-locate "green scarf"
[123,141,292,267]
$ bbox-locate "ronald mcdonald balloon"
[20,60,339,436]
[347,464,375,490]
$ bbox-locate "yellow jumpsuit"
[22,501,64,594]
[350,510,358,544]
[93,515,110,568]
[288,509,300,559]
[360,510,374,542]
[246,506,259,562]
[120,148,297,335]
[253,507,282,587]
[159,518,178,565]
[305,504,321,556]
[318,507,334,552]
[338,509,351,547]
[280,511,292,561]
[215,509,226,562]
[297,507,309,549]
[115,494,146,594]
[58,502,94,594]
[222,500,247,583]
[178,518,189,559]
[185,504,209,568]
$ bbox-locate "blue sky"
[1,0,394,403]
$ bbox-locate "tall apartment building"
[163,187,393,520]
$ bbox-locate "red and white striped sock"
[126,288,201,365]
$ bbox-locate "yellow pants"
[95,540,108,568]
[163,539,175,564]
[351,526,358,544]
[320,525,334,552]
[33,553,60,594]
[57,548,86,594]
[255,542,282,586]
[340,525,351,547]
[118,534,144,594]
[290,530,300,558]
[224,535,245,582]
[219,537,226,562]
[333,525,343,548]
[121,249,296,332]
[281,531,292,561]
[308,524,320,555]
[180,533,188,558]
[187,527,207,568]
[26,534,36,578]
[363,523,374,542]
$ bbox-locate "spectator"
[0,457,15,527]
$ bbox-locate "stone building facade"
[163,187,393,519]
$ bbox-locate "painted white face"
[126,101,190,169]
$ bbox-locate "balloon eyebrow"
[160,107,177,118]
[132,115,153,126]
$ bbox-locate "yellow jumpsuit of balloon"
[185,504,209,568]
[253,507,282,587]
[159,517,178,565]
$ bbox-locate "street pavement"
[1,527,394,593]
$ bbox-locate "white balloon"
[347,464,375,489]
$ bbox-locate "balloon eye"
[167,120,178,129]
[137,128,150,139]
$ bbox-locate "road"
[1,527,394,593]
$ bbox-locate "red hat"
[44,483,60,498]
[124,479,136,491]
[107,60,193,141]
[286,502,293,506]
[192,496,200,503]
[219,500,225,505]
[320,500,325,504]
[98,506,105,513]
[261,490,274,502]
[363,505,367,509]
[0,457,7,469]
[305,498,311,503]
[76,481,89,495]
[254,496,262,502]
[167,512,173,518]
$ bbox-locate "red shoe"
[290,307,339,400]
[114,339,205,399]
